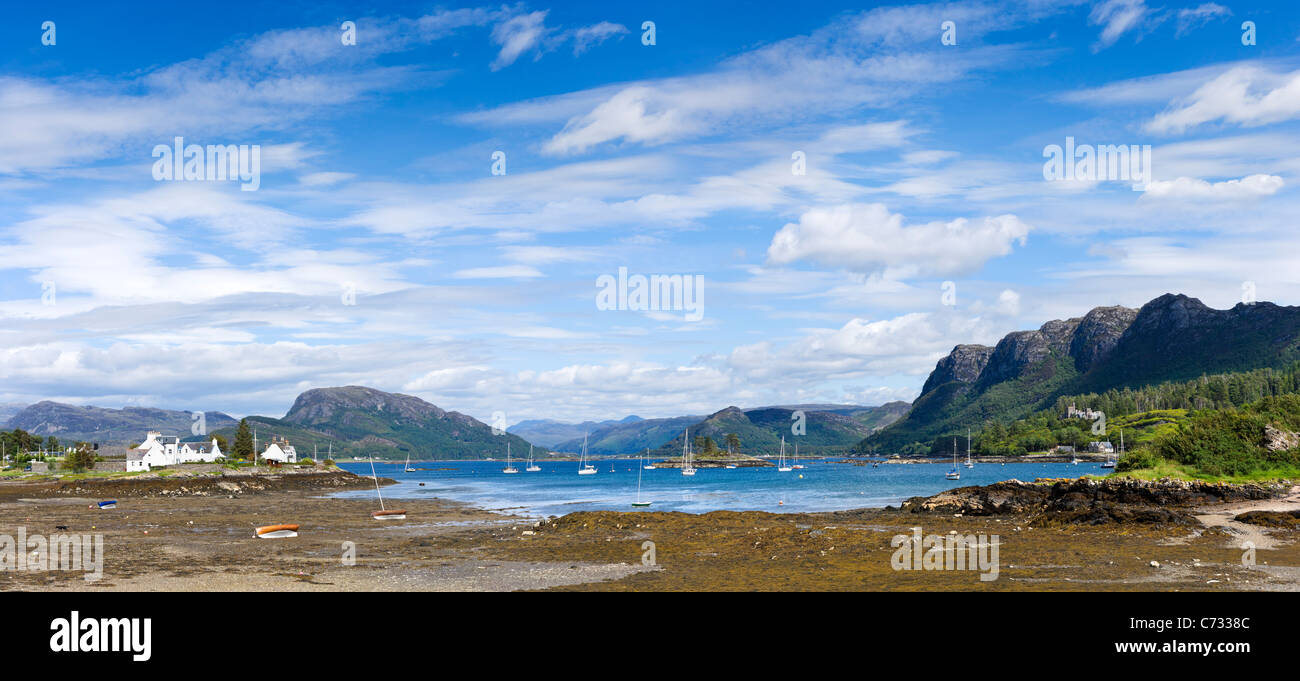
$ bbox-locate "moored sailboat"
[502,442,519,474]
[578,433,597,475]
[525,444,541,472]
[633,449,652,507]
[1101,430,1120,468]
[681,429,696,476]
[945,437,961,480]
[965,428,974,468]
[777,436,792,472]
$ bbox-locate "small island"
[652,432,774,468]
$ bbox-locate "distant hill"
[0,403,28,424]
[651,404,906,457]
[553,414,706,454]
[4,401,236,444]
[867,293,1300,454]
[212,385,537,460]
[508,415,644,448]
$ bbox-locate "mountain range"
[210,386,536,460]
[866,293,1300,453]
[5,402,237,445]
[507,415,653,448]
[652,402,912,457]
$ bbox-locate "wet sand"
[2,472,1298,591]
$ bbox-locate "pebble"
[1149,561,1160,568]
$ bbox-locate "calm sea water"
[334,459,1105,517]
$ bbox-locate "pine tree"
[234,419,254,459]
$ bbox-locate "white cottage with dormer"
[259,435,297,463]
[126,430,224,471]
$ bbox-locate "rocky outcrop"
[902,477,1282,526]
[1069,305,1138,372]
[920,344,994,395]
[1264,425,1300,452]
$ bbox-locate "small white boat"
[945,437,961,480]
[777,436,792,472]
[526,445,541,472]
[643,448,655,470]
[404,452,415,472]
[1101,430,1120,469]
[503,442,519,474]
[964,428,974,468]
[578,433,597,475]
[255,524,299,538]
[792,443,805,468]
[681,429,696,476]
[368,454,406,521]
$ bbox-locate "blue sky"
[2,0,1299,424]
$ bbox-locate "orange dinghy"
[371,509,407,520]
[255,524,299,538]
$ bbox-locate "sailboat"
[964,428,974,468]
[777,436,792,472]
[644,448,655,470]
[404,451,415,472]
[577,433,597,475]
[525,444,541,472]
[632,450,652,507]
[1101,430,1119,469]
[945,437,961,480]
[502,442,519,474]
[681,429,696,476]
[792,443,805,469]
[368,454,407,519]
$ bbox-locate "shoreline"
[3,470,1297,591]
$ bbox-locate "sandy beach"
[3,470,1298,591]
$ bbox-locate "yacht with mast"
[502,442,519,474]
[525,444,541,472]
[777,436,792,472]
[577,433,597,475]
[681,429,696,476]
[945,437,961,480]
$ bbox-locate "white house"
[1088,441,1115,454]
[126,431,224,471]
[260,435,297,463]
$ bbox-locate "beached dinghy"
[256,524,299,538]
[368,453,407,520]
[97,500,117,509]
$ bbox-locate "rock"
[1150,561,1160,568]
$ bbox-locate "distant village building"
[259,435,297,463]
[1066,404,1103,421]
[1088,441,1114,454]
[1051,445,1075,454]
[126,430,224,471]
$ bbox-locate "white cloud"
[1089,0,1155,51]
[490,10,551,70]
[1142,174,1284,200]
[571,22,628,55]
[1147,65,1300,134]
[451,265,545,279]
[765,203,1031,277]
[1175,3,1231,38]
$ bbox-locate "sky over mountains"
[1,1,1297,425]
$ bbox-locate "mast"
[369,453,384,511]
